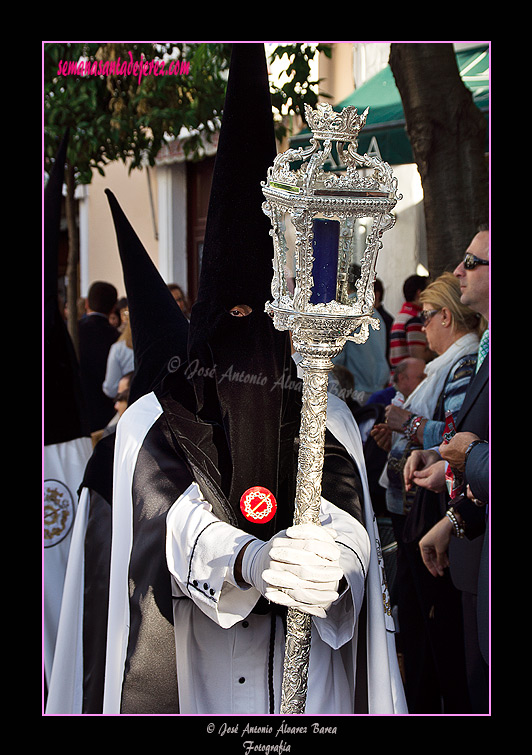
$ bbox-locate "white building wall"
[375,163,427,319]
[157,163,188,289]
[79,160,160,299]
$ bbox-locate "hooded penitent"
[100,46,302,713]
[43,130,93,689]
[47,187,196,715]
[103,187,206,713]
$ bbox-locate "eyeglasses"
[463,252,489,270]
[420,308,440,326]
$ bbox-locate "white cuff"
[166,483,261,628]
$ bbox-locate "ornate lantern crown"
[305,101,369,141]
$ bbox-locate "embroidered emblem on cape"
[240,486,277,523]
[43,479,75,547]
[373,518,395,631]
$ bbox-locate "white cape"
[43,436,93,689]
[45,487,91,714]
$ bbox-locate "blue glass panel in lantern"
[310,218,340,304]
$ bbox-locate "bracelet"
[401,413,414,432]
[446,507,465,539]
[402,413,424,441]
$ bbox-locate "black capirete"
[105,189,194,409]
[44,129,90,445]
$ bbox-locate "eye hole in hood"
[228,304,253,317]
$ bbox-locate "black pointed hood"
[185,43,301,539]
[44,130,90,445]
[105,189,194,408]
[189,43,278,329]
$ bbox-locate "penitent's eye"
[229,304,252,317]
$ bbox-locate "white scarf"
[379,332,479,492]
[403,332,479,419]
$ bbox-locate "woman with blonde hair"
[373,272,484,453]
[371,271,483,714]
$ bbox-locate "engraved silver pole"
[279,351,332,714]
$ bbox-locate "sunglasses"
[420,308,441,325]
[463,252,489,270]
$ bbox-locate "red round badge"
[240,487,277,524]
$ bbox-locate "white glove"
[240,523,343,618]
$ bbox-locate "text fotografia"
[56,52,190,83]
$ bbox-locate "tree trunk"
[389,43,488,277]
[65,163,80,356]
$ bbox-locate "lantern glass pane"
[281,211,296,296]
[352,217,372,266]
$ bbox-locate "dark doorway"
[186,156,215,305]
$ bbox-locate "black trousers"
[391,513,472,714]
[461,589,489,713]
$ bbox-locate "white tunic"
[166,483,368,714]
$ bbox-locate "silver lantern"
[261,102,401,714]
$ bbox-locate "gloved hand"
[240,523,343,618]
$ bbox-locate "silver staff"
[262,103,401,713]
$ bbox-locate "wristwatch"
[464,439,488,467]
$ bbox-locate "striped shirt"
[389,302,427,368]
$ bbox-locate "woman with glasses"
[371,271,486,714]
[373,272,485,465]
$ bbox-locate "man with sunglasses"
[454,232,490,320]
[404,228,489,713]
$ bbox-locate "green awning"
[290,44,489,166]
